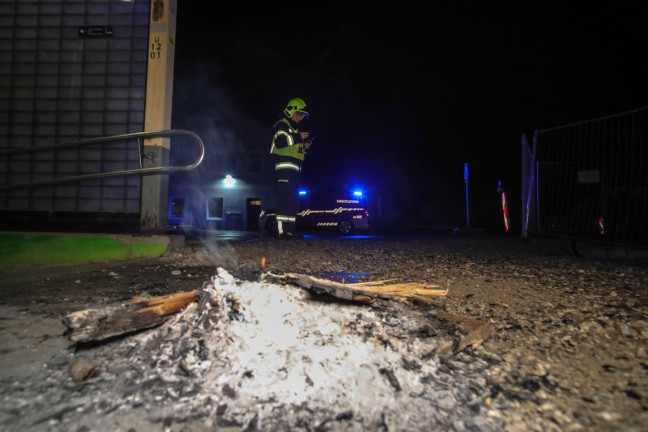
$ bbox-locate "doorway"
[246,198,262,231]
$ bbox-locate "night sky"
[171,2,647,230]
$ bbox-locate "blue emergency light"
[352,190,363,198]
[298,189,308,196]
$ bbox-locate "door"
[246,198,262,231]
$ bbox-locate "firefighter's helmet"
[283,98,309,119]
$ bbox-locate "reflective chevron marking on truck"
[297,207,364,216]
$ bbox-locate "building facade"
[1,1,151,227]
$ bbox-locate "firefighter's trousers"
[275,167,300,236]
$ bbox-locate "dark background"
[171,2,647,232]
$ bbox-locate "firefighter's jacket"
[270,117,305,173]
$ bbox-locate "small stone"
[598,411,621,422]
[68,357,100,383]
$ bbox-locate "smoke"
[195,237,239,272]
[171,62,267,180]
[168,62,271,234]
[169,66,243,262]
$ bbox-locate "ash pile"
[7,268,503,431]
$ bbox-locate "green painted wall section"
[0,233,167,271]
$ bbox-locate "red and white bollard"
[498,181,510,232]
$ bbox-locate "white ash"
[196,269,460,429]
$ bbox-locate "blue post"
[464,162,470,228]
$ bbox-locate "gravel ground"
[0,233,647,431]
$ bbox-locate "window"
[170,198,185,217]
[206,197,223,220]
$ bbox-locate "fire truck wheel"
[266,218,278,235]
[338,220,354,234]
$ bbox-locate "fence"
[522,105,648,247]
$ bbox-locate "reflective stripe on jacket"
[270,118,305,161]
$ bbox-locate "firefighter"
[269,98,312,239]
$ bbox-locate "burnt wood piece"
[64,290,199,343]
[435,312,493,355]
[281,273,447,304]
[276,273,490,355]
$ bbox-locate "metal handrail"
[0,129,205,191]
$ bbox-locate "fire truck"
[258,189,370,235]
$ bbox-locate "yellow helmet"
[283,98,309,119]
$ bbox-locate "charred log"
[63,290,199,343]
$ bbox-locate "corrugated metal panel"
[0,0,149,214]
